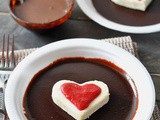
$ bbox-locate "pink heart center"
[61,83,101,110]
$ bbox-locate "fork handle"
[0,88,5,113]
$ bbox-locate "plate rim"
[5,38,155,120]
[76,0,160,34]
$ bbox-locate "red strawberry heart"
[61,83,101,110]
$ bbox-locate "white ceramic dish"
[76,0,160,34]
[5,38,155,120]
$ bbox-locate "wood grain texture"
[152,75,160,109]
[70,2,89,20]
[0,0,9,13]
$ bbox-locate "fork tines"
[0,35,15,70]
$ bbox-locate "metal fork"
[0,35,15,119]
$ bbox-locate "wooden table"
[0,0,160,109]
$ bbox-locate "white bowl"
[5,38,155,120]
[76,0,160,34]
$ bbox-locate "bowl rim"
[76,0,160,34]
[5,38,155,120]
[8,0,74,25]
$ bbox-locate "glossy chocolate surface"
[23,57,138,120]
[92,0,160,26]
[13,0,70,23]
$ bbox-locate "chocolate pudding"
[23,57,138,120]
[92,0,160,26]
[13,0,71,23]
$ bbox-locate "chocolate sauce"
[92,0,160,26]
[23,57,138,120]
[13,0,70,23]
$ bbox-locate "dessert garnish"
[52,80,110,120]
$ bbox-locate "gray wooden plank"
[70,1,89,20]
[152,75,160,109]
[131,35,160,74]
[152,75,160,100]
[0,14,22,35]
[0,0,9,13]
[0,14,24,50]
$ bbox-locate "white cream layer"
[111,0,152,11]
[52,80,110,120]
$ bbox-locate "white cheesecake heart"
[111,0,152,11]
[52,80,110,120]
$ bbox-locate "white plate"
[5,38,155,120]
[76,0,160,34]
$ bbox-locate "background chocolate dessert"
[92,0,160,26]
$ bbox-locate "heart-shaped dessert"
[52,80,110,120]
[61,83,102,110]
